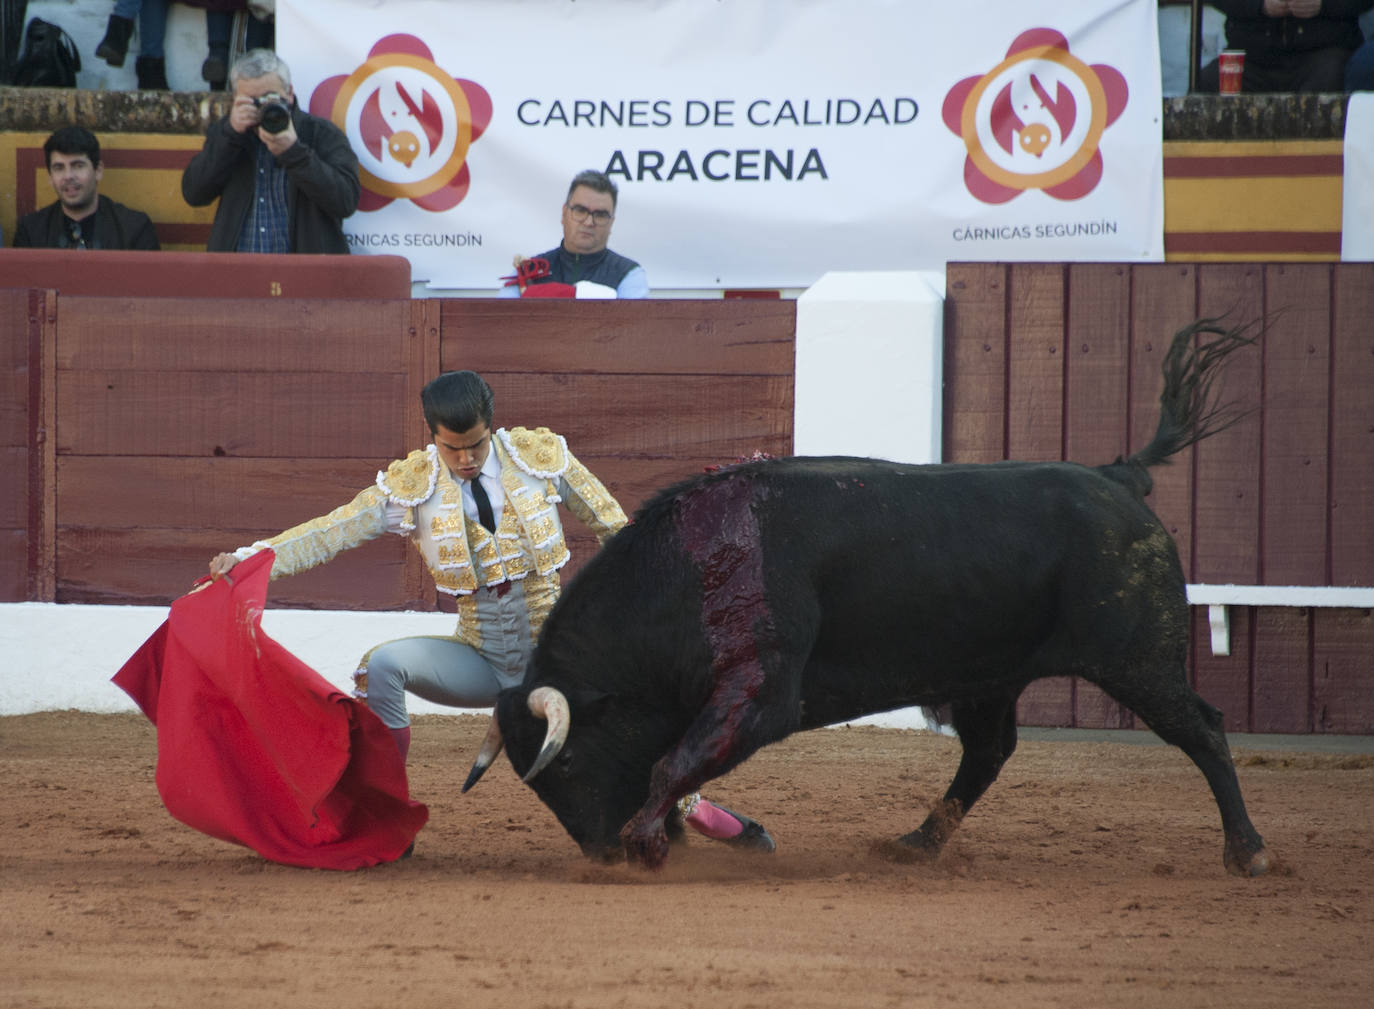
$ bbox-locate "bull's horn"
[522,686,571,783]
[461,716,504,793]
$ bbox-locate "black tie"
[470,477,496,533]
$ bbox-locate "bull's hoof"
[583,844,625,865]
[894,827,946,853]
[1226,844,1272,878]
[619,820,670,869]
[894,800,963,857]
[896,830,932,849]
[627,837,670,869]
[873,837,939,864]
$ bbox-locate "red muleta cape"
[112,549,428,869]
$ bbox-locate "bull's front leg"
[626,477,802,867]
[619,673,787,868]
[617,768,690,869]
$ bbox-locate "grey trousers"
[357,581,533,729]
[358,582,729,833]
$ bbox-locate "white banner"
[277,0,1164,291]
[1343,93,1374,262]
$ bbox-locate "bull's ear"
[519,684,613,721]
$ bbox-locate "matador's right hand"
[208,553,241,581]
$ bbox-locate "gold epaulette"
[498,426,569,479]
[375,446,439,506]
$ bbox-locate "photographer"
[181,49,360,254]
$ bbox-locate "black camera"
[253,93,291,134]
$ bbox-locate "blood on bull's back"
[676,455,1189,730]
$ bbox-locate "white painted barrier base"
[0,602,472,717]
[1,602,943,729]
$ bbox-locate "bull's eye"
[556,747,574,768]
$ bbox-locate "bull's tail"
[1101,318,1259,496]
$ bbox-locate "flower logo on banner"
[309,34,492,212]
[942,27,1128,204]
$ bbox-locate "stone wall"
[0,85,228,133]
[0,86,1351,143]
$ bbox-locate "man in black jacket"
[501,170,649,298]
[13,127,159,250]
[181,49,361,254]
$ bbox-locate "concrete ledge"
[1187,584,1374,607]
[794,270,944,465]
[1187,583,1374,657]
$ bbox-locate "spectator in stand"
[13,127,160,250]
[202,2,275,90]
[95,0,171,89]
[500,170,649,298]
[1195,0,1373,92]
[181,49,359,254]
[95,0,273,90]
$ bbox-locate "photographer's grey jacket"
[181,105,361,254]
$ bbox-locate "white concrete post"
[794,270,945,464]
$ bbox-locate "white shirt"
[460,446,506,527]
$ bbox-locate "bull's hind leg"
[1103,670,1270,877]
[895,692,1019,856]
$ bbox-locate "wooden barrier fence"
[944,262,1374,734]
[3,294,795,610]
[4,269,1371,732]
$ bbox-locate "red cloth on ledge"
[520,281,577,298]
[112,549,428,869]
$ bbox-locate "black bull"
[466,320,1271,876]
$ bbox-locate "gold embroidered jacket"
[238,426,626,598]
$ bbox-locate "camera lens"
[259,100,290,134]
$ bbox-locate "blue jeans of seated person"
[205,10,274,55]
[113,0,169,60]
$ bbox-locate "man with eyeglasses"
[13,126,160,250]
[501,169,649,298]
